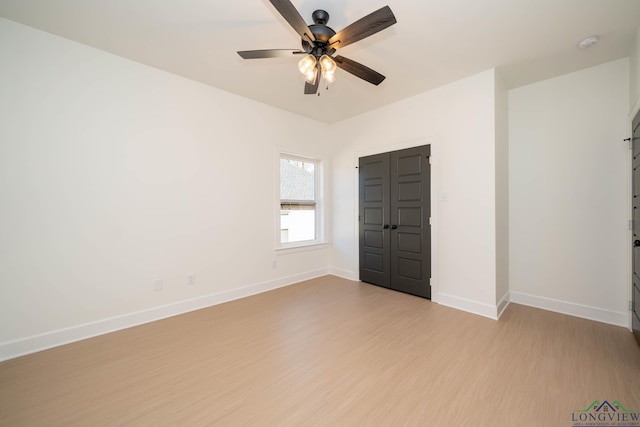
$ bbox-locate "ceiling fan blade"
[328,6,396,50]
[268,0,316,43]
[304,65,321,95]
[334,56,385,86]
[237,49,305,59]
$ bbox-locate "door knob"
[383,224,389,229]
[635,240,640,247]
[391,225,398,229]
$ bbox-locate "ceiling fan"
[237,0,397,95]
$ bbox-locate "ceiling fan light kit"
[237,0,396,95]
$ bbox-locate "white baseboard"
[496,292,511,319]
[509,291,628,328]
[0,268,331,362]
[329,267,358,281]
[437,293,499,320]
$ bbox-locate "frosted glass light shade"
[323,70,336,84]
[304,67,317,84]
[319,55,336,73]
[298,54,317,83]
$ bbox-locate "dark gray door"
[359,153,390,288]
[359,145,431,298]
[633,109,640,344]
[390,145,431,298]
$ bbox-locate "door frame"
[353,136,440,303]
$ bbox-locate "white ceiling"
[1,0,639,123]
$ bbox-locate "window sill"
[275,241,329,255]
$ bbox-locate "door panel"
[397,154,422,175]
[634,160,640,188]
[397,232,421,253]
[365,184,383,202]
[635,252,640,285]
[359,154,390,287]
[398,258,422,280]
[364,230,383,248]
[364,207,383,224]
[390,145,431,298]
[364,253,385,273]
[398,181,422,201]
[398,207,423,227]
[634,280,640,336]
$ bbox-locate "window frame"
[277,152,325,250]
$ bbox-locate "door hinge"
[630,220,634,231]
[429,217,432,225]
[630,300,634,312]
[624,137,633,149]
[358,215,361,222]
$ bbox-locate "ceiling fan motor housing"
[302,10,336,56]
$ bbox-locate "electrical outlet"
[153,279,163,292]
[187,274,196,286]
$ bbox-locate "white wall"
[494,73,509,311]
[631,26,640,112]
[330,70,501,318]
[0,18,332,359]
[509,58,630,326]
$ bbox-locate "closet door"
[389,145,431,298]
[632,108,640,344]
[359,145,431,298]
[359,153,391,287]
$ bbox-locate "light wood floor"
[1,275,639,426]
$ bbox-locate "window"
[279,154,321,247]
